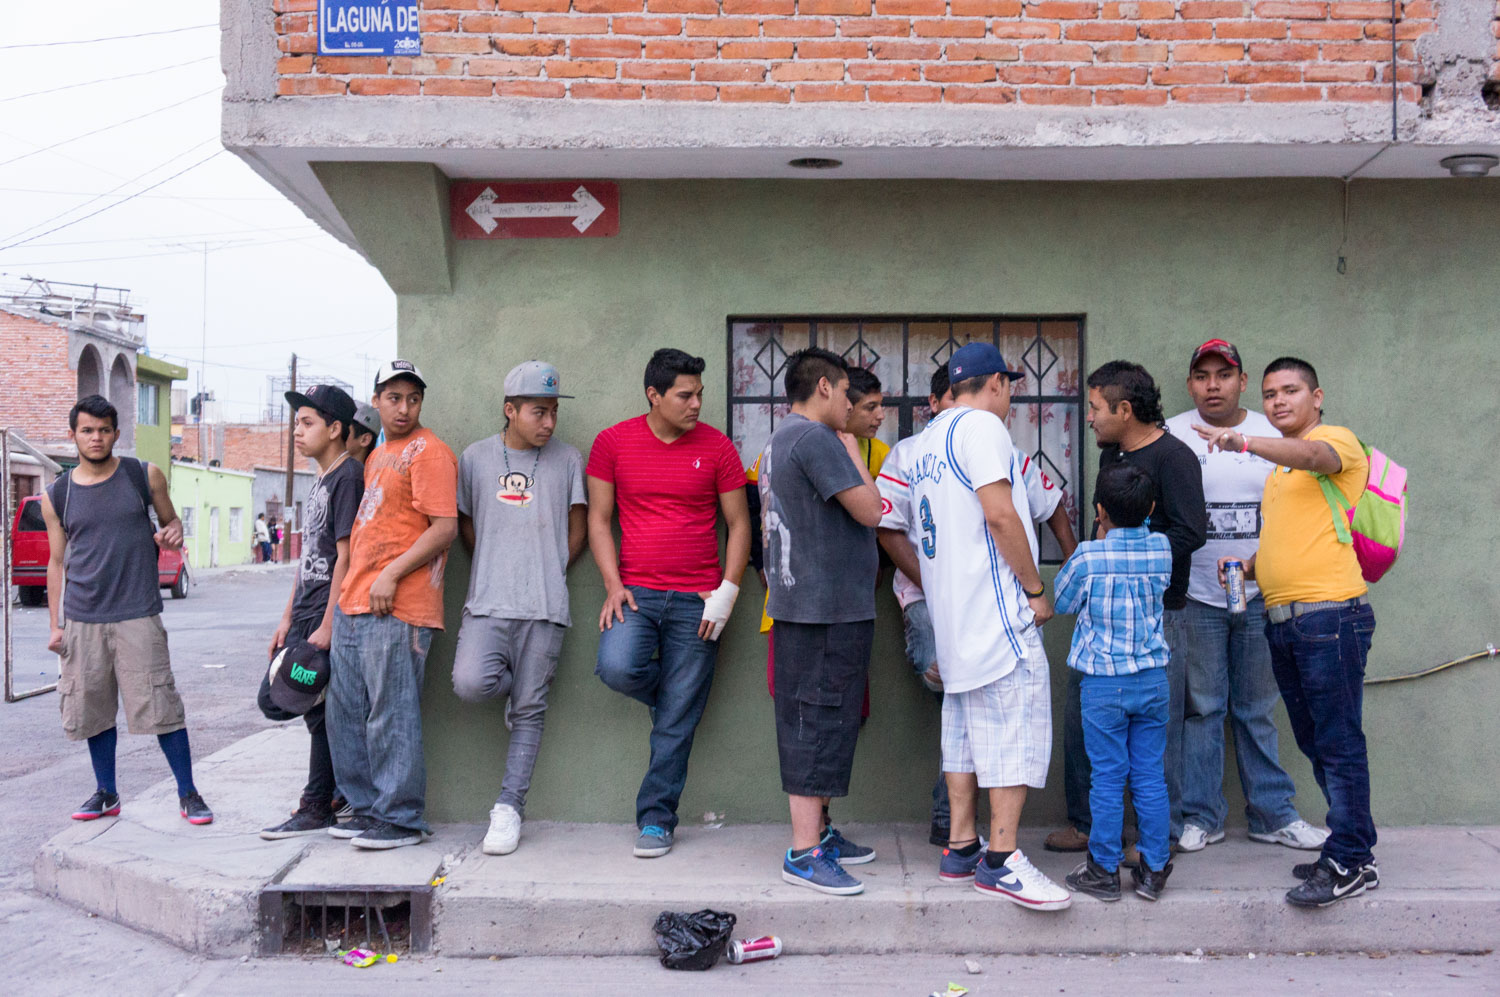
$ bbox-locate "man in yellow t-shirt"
[1194,356,1376,911]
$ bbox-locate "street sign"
[318,0,421,57]
[449,182,620,240]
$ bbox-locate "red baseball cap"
[1189,339,1242,370]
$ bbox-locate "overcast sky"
[0,1,396,422]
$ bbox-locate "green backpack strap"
[1315,472,1354,545]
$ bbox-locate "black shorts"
[773,619,874,799]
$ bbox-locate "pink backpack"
[1317,442,1407,583]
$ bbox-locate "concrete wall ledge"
[434,822,1500,957]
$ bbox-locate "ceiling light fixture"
[1439,154,1499,178]
[788,157,842,170]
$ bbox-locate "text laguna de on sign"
[318,0,420,56]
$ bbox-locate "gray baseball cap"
[351,402,381,437]
[503,360,572,399]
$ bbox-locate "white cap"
[373,359,426,391]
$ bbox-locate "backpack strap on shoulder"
[121,457,153,517]
[1314,472,1354,545]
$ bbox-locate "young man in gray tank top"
[40,395,213,825]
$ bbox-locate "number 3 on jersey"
[919,495,936,558]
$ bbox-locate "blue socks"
[86,727,196,799]
[86,727,118,796]
[156,728,196,798]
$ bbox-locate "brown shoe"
[1044,825,1089,852]
[1123,843,1142,869]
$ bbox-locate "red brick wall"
[175,422,293,472]
[274,0,1435,103]
[0,311,76,447]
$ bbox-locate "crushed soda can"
[726,935,782,963]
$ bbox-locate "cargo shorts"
[58,615,186,741]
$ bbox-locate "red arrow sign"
[449,181,619,239]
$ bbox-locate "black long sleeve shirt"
[1093,431,1208,611]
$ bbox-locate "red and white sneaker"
[72,790,121,821]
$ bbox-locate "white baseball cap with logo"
[374,359,427,391]
[504,360,573,399]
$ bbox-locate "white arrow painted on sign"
[465,185,606,234]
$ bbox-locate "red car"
[10,494,190,606]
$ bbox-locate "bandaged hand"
[699,580,740,642]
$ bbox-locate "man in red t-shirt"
[587,348,751,858]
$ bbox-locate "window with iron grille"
[727,317,1085,564]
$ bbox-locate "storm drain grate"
[258,887,432,955]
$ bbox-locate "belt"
[1266,596,1369,625]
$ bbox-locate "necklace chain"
[502,434,543,486]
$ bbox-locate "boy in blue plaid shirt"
[1054,462,1175,902]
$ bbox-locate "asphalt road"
[1,569,1496,995]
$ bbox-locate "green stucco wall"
[168,463,254,569]
[135,356,185,478]
[335,175,1499,827]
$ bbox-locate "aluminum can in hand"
[1224,559,1247,615]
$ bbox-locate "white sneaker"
[1176,824,1226,852]
[482,803,522,855]
[1249,819,1329,850]
[974,848,1072,911]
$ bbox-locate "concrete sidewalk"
[34,727,1500,959]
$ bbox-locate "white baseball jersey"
[905,405,1041,693]
[880,422,1061,613]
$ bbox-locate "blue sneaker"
[633,824,673,858]
[973,848,1072,911]
[820,825,876,866]
[938,838,986,884]
[782,846,864,896]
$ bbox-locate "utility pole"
[162,239,247,463]
[283,353,297,564]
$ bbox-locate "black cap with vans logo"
[267,637,331,716]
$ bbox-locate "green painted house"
[168,462,254,569]
[134,354,187,478]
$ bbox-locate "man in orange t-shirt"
[1195,356,1375,910]
[327,360,458,851]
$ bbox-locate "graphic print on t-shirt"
[1206,500,1261,541]
[300,481,333,583]
[497,471,534,508]
[759,436,796,591]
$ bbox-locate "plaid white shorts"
[941,627,1052,788]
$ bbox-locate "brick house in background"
[221,0,1499,828]
[0,280,178,488]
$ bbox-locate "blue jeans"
[594,586,720,832]
[1180,596,1300,835]
[327,609,434,832]
[1081,668,1171,874]
[902,601,949,826]
[1063,608,1187,839]
[1266,602,1377,869]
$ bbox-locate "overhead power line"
[18,224,317,249]
[0,137,221,246]
[0,232,320,265]
[0,187,281,202]
[0,24,218,51]
[0,56,217,103]
[0,149,225,251]
[0,88,218,168]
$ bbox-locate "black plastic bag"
[652,909,737,970]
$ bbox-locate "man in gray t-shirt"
[761,348,884,898]
[452,362,587,857]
